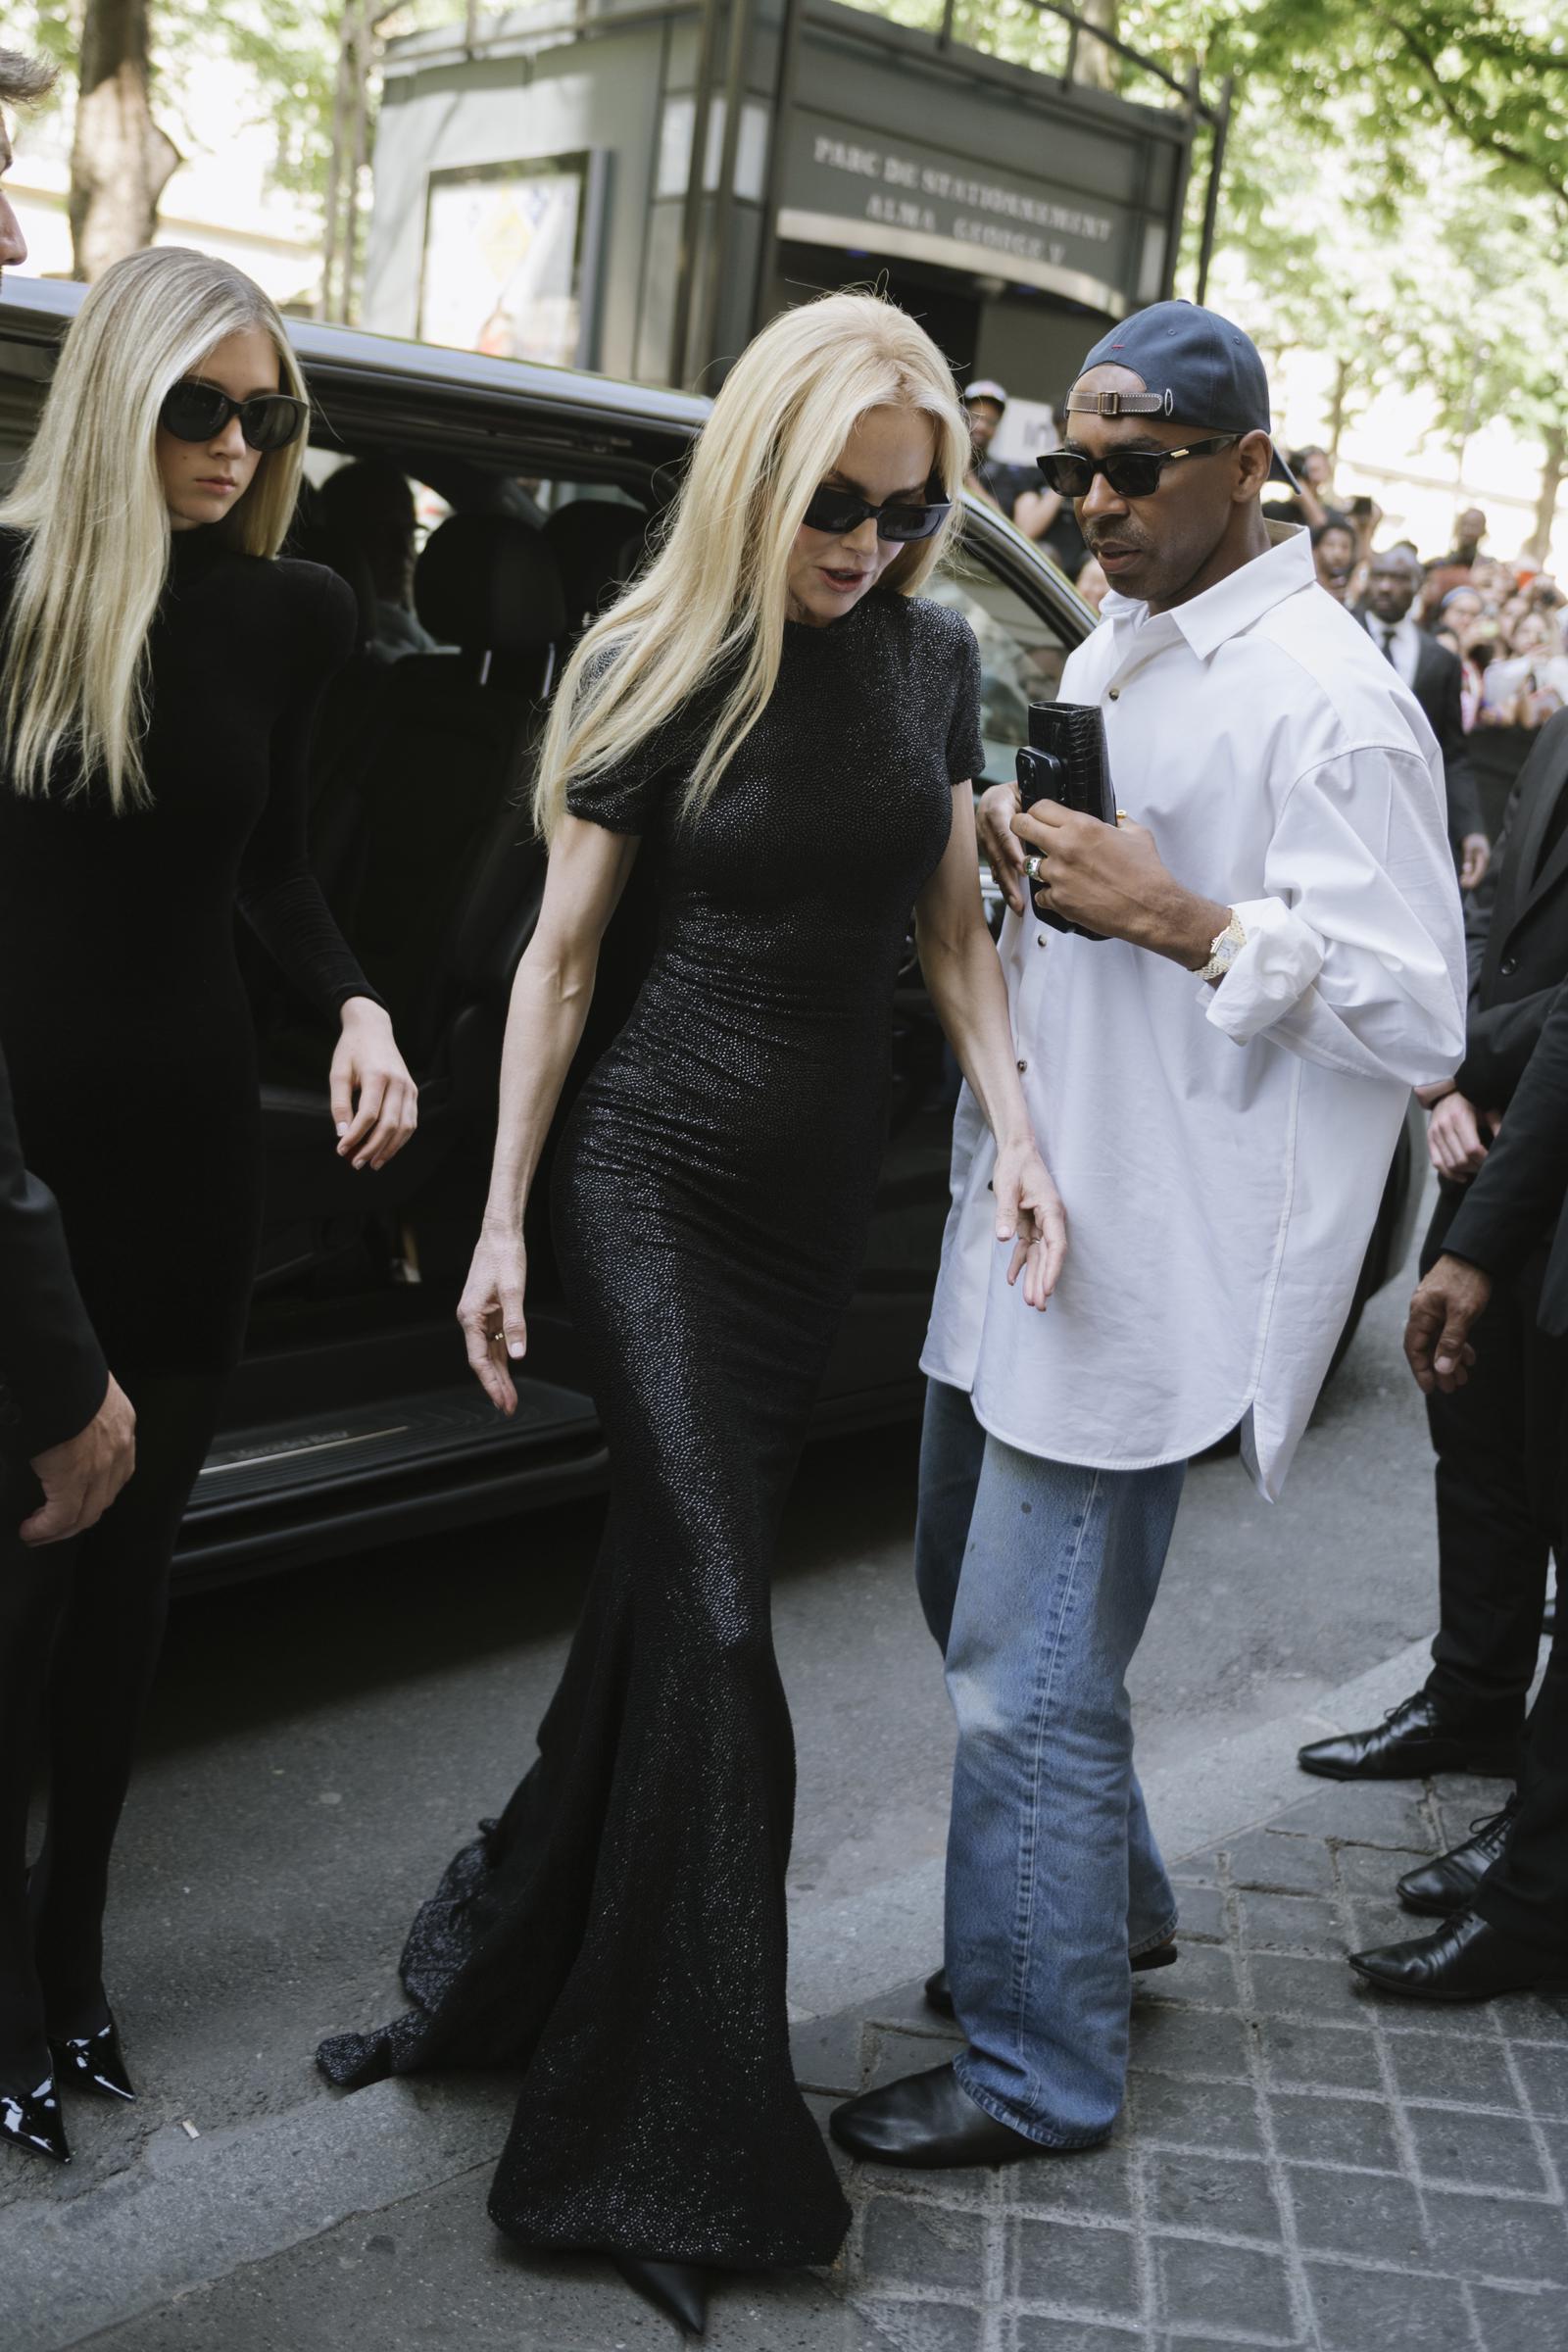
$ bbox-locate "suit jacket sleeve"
[1444,977,1568,1280]
[0,1032,110,1456]
[1435,655,1485,852]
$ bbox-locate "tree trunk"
[1326,353,1351,469]
[1072,1,1120,91]
[1528,421,1567,565]
[69,0,179,280]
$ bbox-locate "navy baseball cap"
[1068,301,1298,486]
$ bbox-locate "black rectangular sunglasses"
[802,481,952,543]
[1036,437,1239,501]
[159,377,309,455]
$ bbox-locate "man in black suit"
[1349,983,1568,1998]
[0,46,135,1546]
[1299,705,1568,1808]
[0,1034,135,1544]
[1360,548,1490,889]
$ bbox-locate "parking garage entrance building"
[365,1,1203,443]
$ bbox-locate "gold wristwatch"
[1197,907,1247,982]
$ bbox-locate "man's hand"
[1426,1089,1491,1182]
[22,1376,136,1544]
[1012,802,1225,967]
[1403,1254,1492,1394]
[1458,834,1491,891]
[976,782,1027,915]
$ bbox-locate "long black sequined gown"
[318,590,983,2270]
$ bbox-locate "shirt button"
[1037,934,1048,947]
[1016,1058,1028,1073]
[1108,686,1120,700]
[1500,956,1519,976]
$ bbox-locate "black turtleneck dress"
[0,523,377,2068]
[318,589,983,2272]
[0,524,375,1381]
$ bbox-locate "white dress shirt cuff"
[1200,895,1325,1044]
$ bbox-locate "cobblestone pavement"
[795,1772,1567,2352]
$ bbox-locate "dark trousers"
[1421,1181,1561,1739]
[1473,1364,1568,1958]
[0,1375,218,2090]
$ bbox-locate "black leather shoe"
[1397,1798,1518,1917]
[1,2076,71,2164]
[924,1939,1177,2022]
[830,2060,1069,2169]
[50,2012,135,2103]
[611,2256,710,2335]
[1298,1691,1517,1783]
[1350,1908,1566,2001]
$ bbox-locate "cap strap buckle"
[1065,388,1175,418]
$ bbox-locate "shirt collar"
[1101,522,1314,662]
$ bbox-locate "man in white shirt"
[1362,547,1489,890]
[832,301,1467,2173]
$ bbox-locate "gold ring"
[1115,808,1129,823]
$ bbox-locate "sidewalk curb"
[1,2076,518,2352]
[782,1636,1438,2018]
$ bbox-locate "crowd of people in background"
[1285,462,1568,859]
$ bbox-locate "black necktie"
[1380,626,1397,663]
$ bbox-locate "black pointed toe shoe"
[611,2255,711,2336]
[1,2077,71,2164]
[1298,1690,1518,1783]
[830,2060,1070,2170]
[1349,1907,1566,2002]
[924,1939,1177,2023]
[50,2013,136,2103]
[1396,1798,1518,1918]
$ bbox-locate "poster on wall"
[418,154,598,368]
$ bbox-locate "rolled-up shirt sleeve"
[1202,742,1467,1086]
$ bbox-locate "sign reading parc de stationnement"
[778,112,1131,314]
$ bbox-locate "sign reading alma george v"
[777,111,1133,317]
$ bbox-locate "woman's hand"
[330,998,418,1170]
[976,782,1027,914]
[992,1137,1067,1311]
[458,1224,528,1413]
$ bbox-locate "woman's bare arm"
[460,814,640,1407]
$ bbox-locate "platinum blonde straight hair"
[534,290,970,842]
[0,247,309,811]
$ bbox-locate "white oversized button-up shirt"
[922,526,1467,1501]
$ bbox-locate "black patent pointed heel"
[50,2013,135,2103]
[611,2255,711,2335]
[1,2076,72,2164]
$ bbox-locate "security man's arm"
[0,1030,111,1456]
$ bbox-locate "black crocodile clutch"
[1015,701,1115,938]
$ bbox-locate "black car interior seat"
[256,512,566,1226]
[545,497,649,632]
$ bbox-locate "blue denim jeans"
[915,1377,1187,2148]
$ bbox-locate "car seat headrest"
[544,500,649,625]
[414,512,567,654]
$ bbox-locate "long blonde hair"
[0,247,309,811]
[534,290,969,841]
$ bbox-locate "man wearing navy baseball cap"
[833,302,1469,2170]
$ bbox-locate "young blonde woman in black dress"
[319,292,1067,2332]
[0,248,416,2166]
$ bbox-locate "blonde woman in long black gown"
[318,292,1066,2333]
